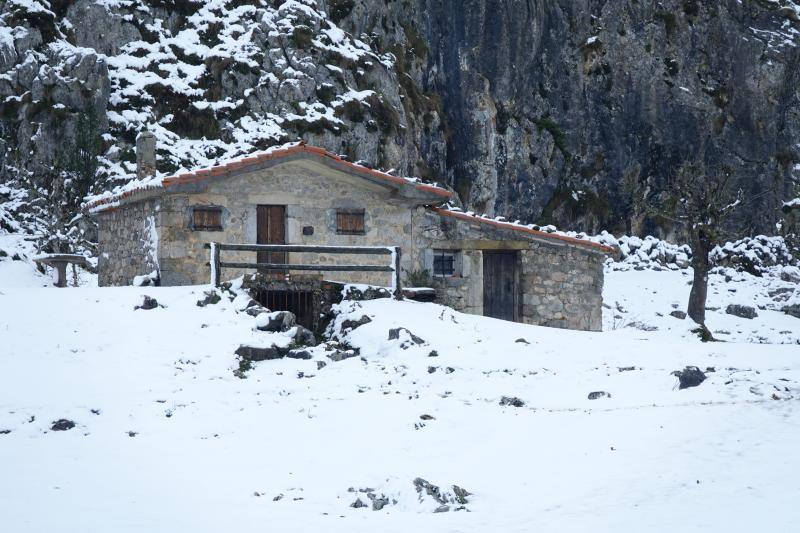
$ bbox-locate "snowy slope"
[604,267,800,344]
[1,262,799,531]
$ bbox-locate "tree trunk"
[687,228,713,325]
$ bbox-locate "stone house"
[88,137,612,331]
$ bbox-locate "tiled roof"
[86,142,452,212]
[430,207,615,253]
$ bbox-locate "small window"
[433,250,457,277]
[336,209,365,235]
[192,206,223,231]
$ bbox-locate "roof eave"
[85,143,453,211]
[430,207,614,254]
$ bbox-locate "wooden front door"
[483,251,518,321]
[256,205,286,275]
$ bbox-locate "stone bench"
[33,254,91,287]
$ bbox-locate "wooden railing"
[205,243,402,299]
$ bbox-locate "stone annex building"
[87,136,611,331]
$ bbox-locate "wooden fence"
[205,243,402,299]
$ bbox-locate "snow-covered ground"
[1,254,799,532]
[604,266,800,344]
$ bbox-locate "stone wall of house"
[411,207,605,331]
[409,208,485,315]
[156,160,417,286]
[520,244,604,331]
[96,198,161,286]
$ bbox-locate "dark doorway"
[483,251,518,321]
[256,205,286,275]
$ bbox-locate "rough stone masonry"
[92,145,610,331]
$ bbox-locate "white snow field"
[1,258,799,532]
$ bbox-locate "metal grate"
[256,289,315,330]
[433,250,456,277]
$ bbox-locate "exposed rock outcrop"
[2,0,799,239]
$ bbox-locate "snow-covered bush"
[594,232,795,273]
[710,235,796,274]
[590,233,692,270]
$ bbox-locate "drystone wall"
[520,244,604,331]
[96,198,160,286]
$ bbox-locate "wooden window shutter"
[336,209,365,235]
[192,206,223,231]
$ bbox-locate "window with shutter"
[191,206,223,231]
[336,209,365,235]
[433,250,457,277]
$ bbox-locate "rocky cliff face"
[1,0,799,238]
[342,0,800,236]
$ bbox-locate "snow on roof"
[431,206,616,253]
[84,142,452,212]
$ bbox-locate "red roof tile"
[86,143,452,211]
[431,207,615,253]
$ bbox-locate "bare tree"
[660,162,742,327]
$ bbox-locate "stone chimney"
[136,130,156,179]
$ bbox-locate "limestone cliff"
[1,0,799,238]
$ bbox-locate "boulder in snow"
[255,311,296,332]
[232,293,257,311]
[371,496,389,511]
[411,477,470,511]
[345,286,391,301]
[452,485,471,505]
[51,419,75,431]
[326,348,358,362]
[244,304,269,317]
[499,396,525,407]
[235,344,284,362]
[768,287,794,301]
[588,391,612,400]
[725,304,758,319]
[135,295,160,310]
[388,327,426,347]
[196,290,221,307]
[672,366,707,389]
[290,325,316,346]
[669,310,687,320]
[286,349,312,360]
[340,315,372,332]
[413,478,447,505]
[782,304,800,319]
[780,266,800,284]
[350,497,367,509]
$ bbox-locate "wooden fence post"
[210,242,221,286]
[393,246,403,300]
